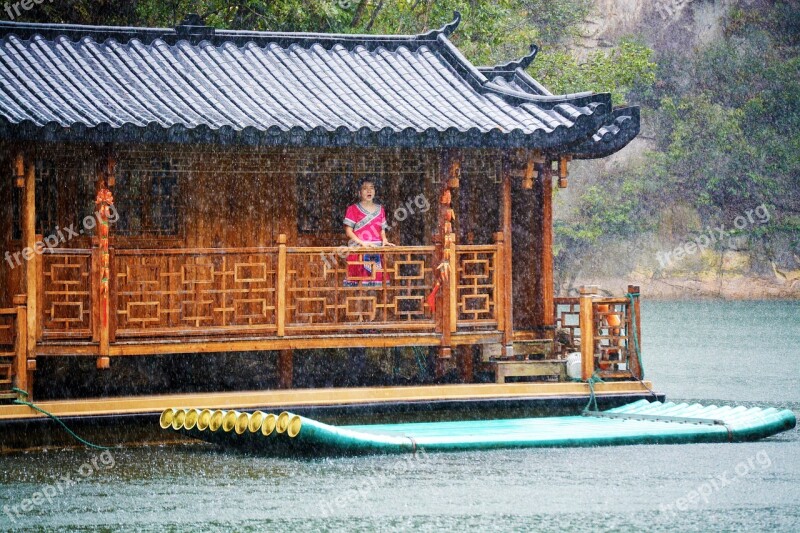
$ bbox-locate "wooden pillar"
[278,349,293,389]
[627,284,642,379]
[95,166,114,364]
[447,234,457,334]
[277,234,287,337]
[579,285,597,381]
[494,232,505,336]
[23,162,36,364]
[456,345,473,383]
[540,163,554,331]
[97,243,110,361]
[436,151,457,365]
[500,155,513,356]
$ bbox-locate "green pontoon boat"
[160,400,796,456]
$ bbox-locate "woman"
[343,179,394,287]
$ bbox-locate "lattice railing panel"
[455,246,499,329]
[286,246,436,331]
[115,250,278,336]
[41,250,93,339]
[592,299,631,371]
[554,297,581,355]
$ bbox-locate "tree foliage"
[558,0,800,272]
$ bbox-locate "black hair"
[357,177,376,188]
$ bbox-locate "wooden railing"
[454,245,500,330]
[40,249,93,339]
[285,245,437,332]
[114,247,280,338]
[556,287,642,380]
[554,297,580,354]
[37,241,501,340]
[0,304,27,397]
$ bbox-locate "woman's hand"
[382,240,396,247]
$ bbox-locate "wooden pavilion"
[0,13,645,408]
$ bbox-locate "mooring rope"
[625,292,659,401]
[626,292,645,379]
[583,373,604,413]
[11,388,111,450]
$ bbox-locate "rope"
[11,388,111,450]
[625,293,659,402]
[583,373,604,413]
[626,292,644,379]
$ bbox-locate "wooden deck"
[0,381,657,421]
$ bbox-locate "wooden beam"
[34,331,501,357]
[0,380,659,421]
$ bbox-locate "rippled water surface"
[1,300,798,532]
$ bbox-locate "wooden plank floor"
[0,381,656,421]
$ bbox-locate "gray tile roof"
[0,13,637,154]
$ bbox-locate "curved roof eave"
[565,107,641,160]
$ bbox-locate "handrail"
[40,248,92,256]
[114,247,279,256]
[288,245,436,254]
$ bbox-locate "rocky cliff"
[555,0,800,299]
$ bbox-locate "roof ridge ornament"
[417,11,461,40]
[176,13,215,42]
[491,44,539,72]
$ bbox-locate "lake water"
[1,300,798,532]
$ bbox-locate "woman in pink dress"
[343,179,394,286]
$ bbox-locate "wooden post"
[627,284,642,379]
[456,345,473,383]
[23,162,36,364]
[95,186,114,362]
[494,232,505,335]
[12,296,27,396]
[278,349,293,389]
[500,155,513,357]
[98,247,110,360]
[579,285,597,381]
[447,234,457,334]
[277,234,287,337]
[436,152,455,364]
[108,245,116,344]
[35,233,43,341]
[541,163,554,333]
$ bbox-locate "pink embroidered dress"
[343,203,389,287]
